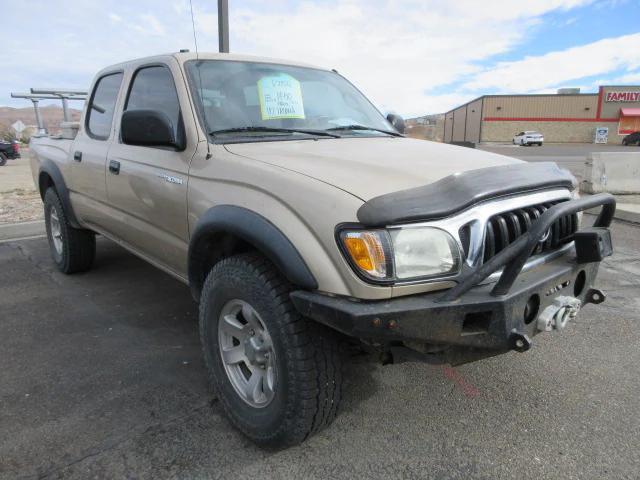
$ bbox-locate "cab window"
[124,65,184,148]
[86,72,123,140]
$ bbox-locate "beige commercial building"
[444,86,640,144]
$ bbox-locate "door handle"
[108,160,120,175]
[73,151,82,162]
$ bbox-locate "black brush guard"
[291,193,615,365]
[440,193,615,301]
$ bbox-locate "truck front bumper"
[291,193,616,365]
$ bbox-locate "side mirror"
[386,113,405,134]
[121,109,178,148]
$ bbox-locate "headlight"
[390,227,461,279]
[339,227,461,283]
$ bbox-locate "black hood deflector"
[357,162,576,227]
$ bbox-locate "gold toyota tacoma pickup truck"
[28,52,615,447]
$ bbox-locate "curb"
[584,206,640,225]
[0,220,45,242]
[613,206,640,225]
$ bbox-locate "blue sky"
[2,0,639,116]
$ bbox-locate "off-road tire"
[44,188,95,273]
[199,253,343,447]
[0,153,7,166]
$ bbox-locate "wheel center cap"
[244,336,268,365]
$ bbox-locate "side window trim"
[85,70,124,141]
[121,63,186,151]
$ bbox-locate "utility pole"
[218,0,229,53]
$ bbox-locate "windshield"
[185,60,394,141]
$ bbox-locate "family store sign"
[605,91,640,102]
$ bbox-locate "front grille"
[482,201,578,263]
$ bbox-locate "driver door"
[104,61,197,276]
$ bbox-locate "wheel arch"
[38,159,81,228]
[188,205,318,301]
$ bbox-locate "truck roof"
[95,51,330,76]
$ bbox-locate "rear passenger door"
[105,63,196,276]
[70,72,123,227]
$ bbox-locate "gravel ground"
[0,151,43,224]
[0,188,42,223]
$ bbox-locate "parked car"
[513,131,544,146]
[27,52,615,447]
[622,131,640,146]
[0,140,20,166]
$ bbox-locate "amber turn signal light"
[341,231,388,279]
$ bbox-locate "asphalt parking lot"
[2,143,640,479]
[1,221,640,479]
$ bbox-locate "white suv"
[513,131,544,146]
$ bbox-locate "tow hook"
[510,331,532,352]
[584,288,606,305]
[537,296,582,332]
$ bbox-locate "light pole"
[218,0,229,53]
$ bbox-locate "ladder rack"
[10,88,88,135]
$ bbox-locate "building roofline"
[444,96,485,115]
[444,85,640,115]
[444,92,602,115]
[598,85,640,88]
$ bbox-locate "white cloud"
[464,33,640,92]
[133,14,166,36]
[230,0,595,116]
[5,0,637,118]
[603,71,640,85]
[194,13,218,36]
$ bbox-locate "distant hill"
[0,104,83,138]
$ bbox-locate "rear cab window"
[86,72,124,140]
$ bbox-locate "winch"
[537,296,582,331]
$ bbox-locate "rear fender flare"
[38,159,81,228]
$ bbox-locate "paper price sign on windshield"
[257,74,305,120]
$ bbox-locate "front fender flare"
[188,205,318,301]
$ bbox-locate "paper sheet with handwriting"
[258,74,305,120]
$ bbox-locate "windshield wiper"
[325,125,402,137]
[209,126,340,138]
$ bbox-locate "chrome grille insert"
[482,201,578,263]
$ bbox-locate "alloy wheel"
[218,299,277,408]
[49,207,63,256]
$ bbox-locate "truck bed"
[29,136,74,188]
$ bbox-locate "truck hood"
[224,137,521,200]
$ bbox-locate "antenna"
[189,0,200,59]
[188,0,212,159]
